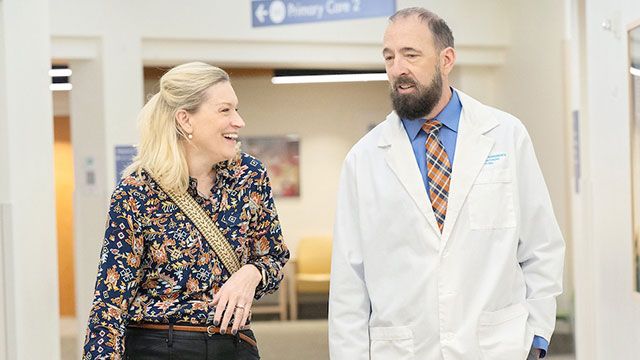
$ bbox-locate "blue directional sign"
[251,0,396,27]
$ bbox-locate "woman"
[83,62,289,359]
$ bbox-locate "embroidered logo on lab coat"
[484,153,507,165]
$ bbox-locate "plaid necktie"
[422,120,451,232]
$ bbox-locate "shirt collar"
[401,88,462,140]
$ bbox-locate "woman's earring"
[187,133,193,140]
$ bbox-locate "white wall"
[50,0,509,69]
[0,6,8,359]
[0,0,60,359]
[69,57,114,350]
[570,0,640,358]
[0,2,8,203]
[50,0,508,45]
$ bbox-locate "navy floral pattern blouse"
[83,152,289,359]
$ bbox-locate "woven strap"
[149,173,241,274]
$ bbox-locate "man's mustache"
[392,76,417,89]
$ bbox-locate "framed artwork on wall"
[629,21,640,292]
[241,135,300,197]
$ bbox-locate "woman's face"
[187,81,245,164]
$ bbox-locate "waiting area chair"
[288,236,332,320]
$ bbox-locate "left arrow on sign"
[255,4,269,23]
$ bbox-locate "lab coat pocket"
[468,169,516,229]
[369,326,414,360]
[478,303,529,360]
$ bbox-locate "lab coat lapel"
[440,91,499,246]
[379,112,442,236]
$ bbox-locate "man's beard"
[390,68,443,120]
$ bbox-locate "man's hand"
[527,348,542,360]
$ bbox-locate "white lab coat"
[329,90,564,360]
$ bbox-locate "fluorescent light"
[49,68,72,77]
[50,83,73,91]
[631,66,640,77]
[271,73,388,84]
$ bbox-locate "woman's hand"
[212,264,262,335]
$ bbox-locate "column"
[0,0,61,359]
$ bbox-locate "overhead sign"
[251,0,396,27]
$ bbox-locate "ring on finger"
[235,304,245,310]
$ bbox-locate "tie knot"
[422,119,443,135]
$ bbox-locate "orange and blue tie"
[422,120,451,232]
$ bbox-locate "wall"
[143,71,392,255]
[493,0,574,316]
[0,5,8,359]
[54,116,76,317]
[50,0,509,67]
[0,0,60,358]
[495,0,568,237]
[570,0,640,358]
[233,75,391,252]
[142,68,507,257]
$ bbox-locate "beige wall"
[236,76,391,256]
[144,73,392,256]
[494,0,573,315]
[495,0,568,234]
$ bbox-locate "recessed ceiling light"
[271,73,388,84]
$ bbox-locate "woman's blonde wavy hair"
[123,62,230,193]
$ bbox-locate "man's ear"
[440,47,457,76]
[175,109,193,135]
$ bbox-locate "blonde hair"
[123,62,230,193]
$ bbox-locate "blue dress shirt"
[401,88,461,192]
[400,88,549,358]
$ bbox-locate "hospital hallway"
[3,1,640,359]
[61,321,577,360]
[60,303,578,360]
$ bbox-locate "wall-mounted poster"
[115,145,137,185]
[629,22,640,292]
[241,136,300,197]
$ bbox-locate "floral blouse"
[83,152,289,359]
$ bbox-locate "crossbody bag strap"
[149,173,241,274]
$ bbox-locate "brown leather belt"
[128,323,257,348]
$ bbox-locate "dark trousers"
[125,327,260,360]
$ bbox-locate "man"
[329,7,564,360]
